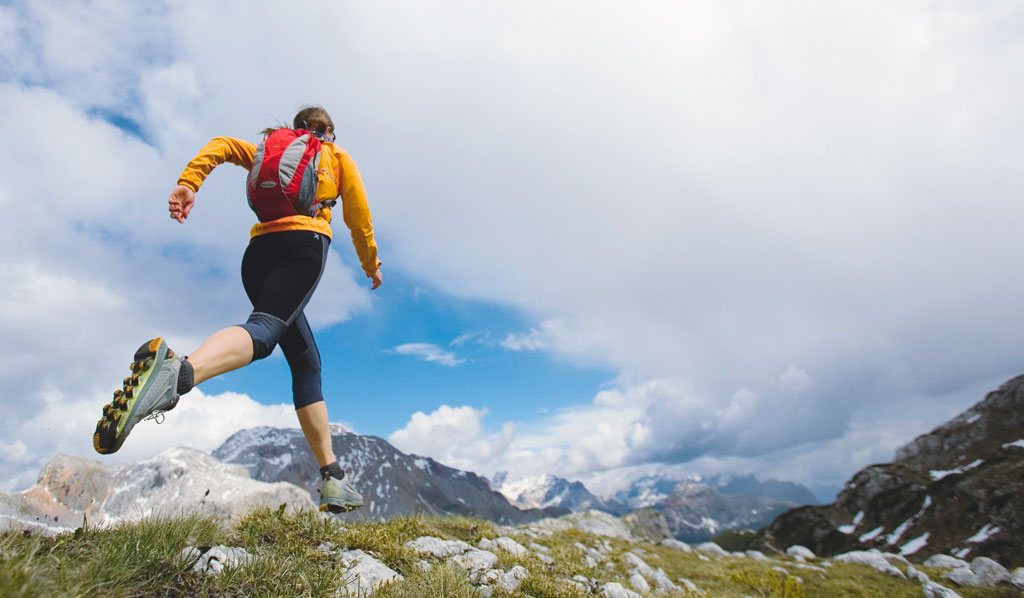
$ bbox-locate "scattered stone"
[337,549,403,594]
[659,538,692,552]
[880,551,911,566]
[404,536,472,558]
[833,551,906,578]
[969,557,1010,586]
[786,545,816,562]
[621,551,677,592]
[495,536,529,557]
[745,550,771,561]
[570,574,596,593]
[179,545,254,577]
[1011,568,1024,589]
[678,577,699,592]
[944,567,980,587]
[907,564,930,584]
[450,548,498,572]
[495,565,530,592]
[923,581,964,598]
[696,542,730,558]
[414,560,432,571]
[628,571,651,594]
[924,555,970,570]
[562,510,636,540]
[598,581,643,598]
[773,566,791,576]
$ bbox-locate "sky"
[1,0,1022,501]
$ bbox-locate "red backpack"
[246,128,327,222]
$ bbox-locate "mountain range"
[7,374,1018,568]
[211,425,567,524]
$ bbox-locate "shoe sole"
[319,501,364,514]
[93,338,174,455]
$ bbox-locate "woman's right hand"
[168,185,196,223]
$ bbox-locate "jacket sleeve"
[336,149,381,277]
[177,137,257,192]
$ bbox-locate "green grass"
[1,508,1019,597]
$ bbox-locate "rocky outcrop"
[213,426,567,524]
[0,448,314,534]
[754,375,1024,567]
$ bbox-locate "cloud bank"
[2,1,1023,497]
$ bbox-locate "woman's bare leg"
[187,326,254,385]
[296,401,337,467]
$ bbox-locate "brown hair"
[293,106,334,135]
[261,105,335,137]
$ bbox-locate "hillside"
[4,506,1022,597]
[755,375,1024,568]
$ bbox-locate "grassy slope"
[1,508,1020,598]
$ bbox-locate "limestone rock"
[560,509,636,540]
[495,565,529,592]
[598,581,643,598]
[450,548,498,572]
[1011,567,1024,589]
[494,536,529,557]
[969,557,1010,586]
[924,555,970,570]
[696,541,730,558]
[337,549,403,594]
[787,545,816,561]
[180,545,254,576]
[659,538,692,552]
[923,581,964,598]
[833,550,906,578]
[404,536,472,558]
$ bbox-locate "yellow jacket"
[177,136,381,277]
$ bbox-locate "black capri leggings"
[238,230,329,409]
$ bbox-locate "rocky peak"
[754,375,1024,567]
[0,448,313,535]
[212,427,567,524]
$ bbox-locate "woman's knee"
[239,312,288,360]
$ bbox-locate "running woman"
[92,106,381,513]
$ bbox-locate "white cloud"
[500,329,549,352]
[388,405,515,472]
[388,343,466,366]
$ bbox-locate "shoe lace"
[143,395,180,425]
[143,411,168,424]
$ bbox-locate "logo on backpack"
[246,129,326,222]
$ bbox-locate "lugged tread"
[94,337,179,455]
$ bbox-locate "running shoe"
[319,474,364,513]
[93,338,182,454]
